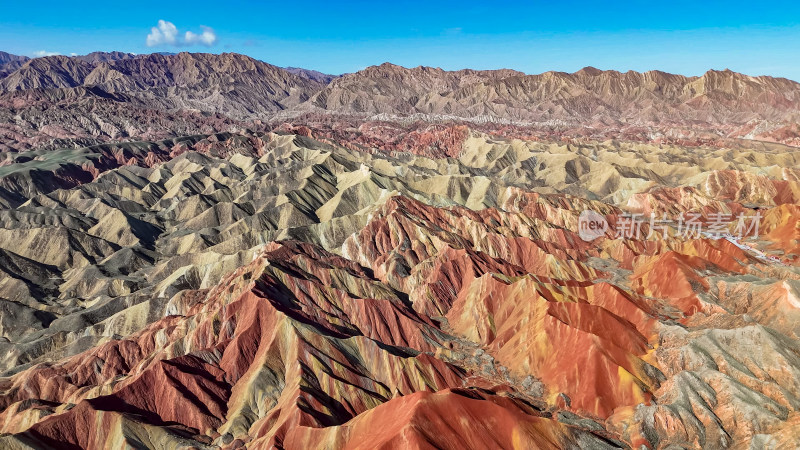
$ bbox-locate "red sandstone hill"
[0,129,798,448]
[2,49,800,449]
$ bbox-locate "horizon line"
[4,49,800,83]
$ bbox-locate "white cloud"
[33,50,60,57]
[185,26,217,46]
[146,20,178,47]
[146,20,217,47]
[70,52,78,56]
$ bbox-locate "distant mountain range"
[2,51,800,152]
[3,50,800,449]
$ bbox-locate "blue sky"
[2,0,800,80]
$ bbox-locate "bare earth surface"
[0,51,799,449]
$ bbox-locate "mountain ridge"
[0,129,799,448]
[4,51,799,84]
[1,50,800,152]
[2,49,800,449]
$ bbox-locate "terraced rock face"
[0,128,799,449]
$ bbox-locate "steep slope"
[0,52,29,66]
[304,63,523,114]
[3,51,800,448]
[293,64,800,145]
[0,56,95,91]
[3,53,800,152]
[283,67,338,84]
[0,131,799,448]
[303,64,800,122]
[0,52,29,79]
[83,52,323,116]
[0,53,328,152]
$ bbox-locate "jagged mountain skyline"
[6,1,800,80]
[2,50,800,157]
[3,49,800,81]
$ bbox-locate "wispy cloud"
[33,50,60,57]
[146,20,178,46]
[185,26,217,46]
[146,20,217,47]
